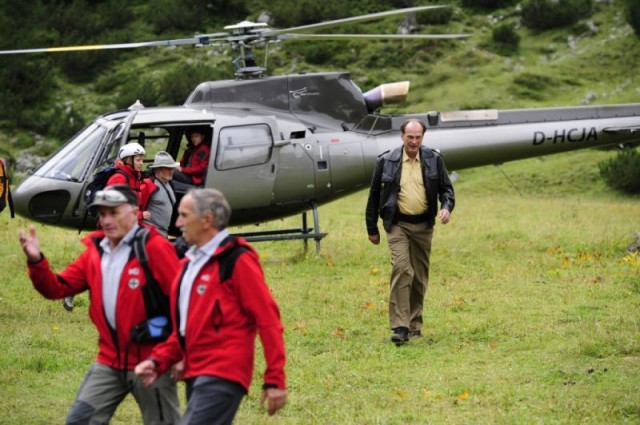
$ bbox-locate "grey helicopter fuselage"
[12,72,640,234]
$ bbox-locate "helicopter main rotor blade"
[0,34,229,55]
[275,33,471,41]
[263,5,447,37]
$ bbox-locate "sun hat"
[149,151,179,169]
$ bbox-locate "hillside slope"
[1,2,638,169]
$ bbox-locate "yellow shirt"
[397,149,427,215]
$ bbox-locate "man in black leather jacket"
[365,119,455,345]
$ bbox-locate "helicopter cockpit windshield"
[32,118,121,182]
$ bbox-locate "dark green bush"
[416,3,453,25]
[461,0,518,9]
[147,0,247,34]
[291,42,337,65]
[158,62,230,105]
[511,73,556,101]
[492,22,520,50]
[0,58,55,128]
[44,103,85,140]
[624,0,640,37]
[599,148,640,194]
[46,1,136,82]
[261,0,416,28]
[521,0,593,30]
[263,0,347,27]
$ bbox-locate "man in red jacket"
[19,185,181,424]
[135,188,287,425]
[173,127,211,187]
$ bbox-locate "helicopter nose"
[13,175,73,224]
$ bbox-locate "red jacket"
[26,226,179,370]
[151,237,286,391]
[106,161,150,221]
[179,143,210,186]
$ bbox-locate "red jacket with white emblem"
[26,226,179,370]
[151,237,286,391]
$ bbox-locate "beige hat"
[149,151,179,169]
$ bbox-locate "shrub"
[624,0,640,37]
[159,62,230,105]
[511,72,556,100]
[461,0,518,9]
[148,0,248,34]
[47,2,135,82]
[521,0,593,30]
[0,58,55,127]
[492,22,520,51]
[599,148,640,194]
[44,102,85,140]
[264,0,343,27]
[416,3,453,25]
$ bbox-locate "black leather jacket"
[365,145,455,235]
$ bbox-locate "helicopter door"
[327,139,366,196]
[210,120,277,210]
[272,136,316,205]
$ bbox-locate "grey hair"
[187,188,231,230]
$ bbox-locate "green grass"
[3,3,640,422]
[1,149,639,424]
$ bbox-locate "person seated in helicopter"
[172,127,211,187]
[141,151,179,238]
[107,142,151,222]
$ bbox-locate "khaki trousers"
[387,221,434,331]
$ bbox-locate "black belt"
[395,212,428,224]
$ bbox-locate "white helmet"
[118,142,145,160]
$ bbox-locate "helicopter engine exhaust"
[363,81,410,113]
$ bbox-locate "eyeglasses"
[93,189,129,204]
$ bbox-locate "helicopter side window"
[96,137,121,170]
[128,127,172,165]
[215,124,272,171]
[34,124,108,181]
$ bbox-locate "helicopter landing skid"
[234,202,327,253]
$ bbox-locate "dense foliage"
[624,0,640,37]
[491,22,520,53]
[460,0,518,9]
[0,0,638,176]
[0,0,250,137]
[599,148,640,194]
[520,0,593,30]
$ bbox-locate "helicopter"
[4,6,640,251]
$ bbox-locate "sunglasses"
[94,189,129,204]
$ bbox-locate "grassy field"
[1,149,639,424]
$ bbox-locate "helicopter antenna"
[264,43,270,73]
[494,164,523,196]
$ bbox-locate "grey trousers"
[181,376,246,425]
[66,362,181,425]
[387,221,434,331]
